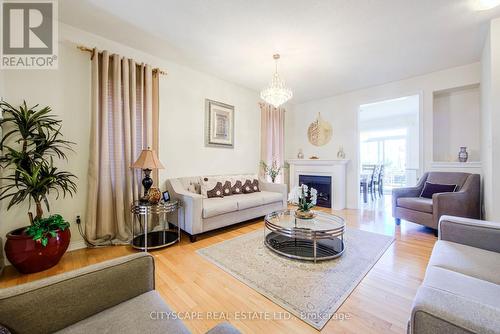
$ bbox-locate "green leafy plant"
[25,214,70,246]
[260,158,285,183]
[0,101,77,245]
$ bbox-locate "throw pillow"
[252,179,260,192]
[200,177,223,198]
[222,180,232,196]
[206,182,224,198]
[187,182,198,194]
[242,179,254,194]
[420,182,457,199]
[231,180,243,195]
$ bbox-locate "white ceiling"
[60,0,500,104]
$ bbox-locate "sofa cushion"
[231,180,243,195]
[55,291,190,334]
[260,191,283,205]
[203,197,239,218]
[235,193,264,210]
[426,172,470,191]
[397,197,433,213]
[242,179,255,194]
[222,181,232,196]
[423,265,500,310]
[251,179,260,192]
[207,182,224,198]
[427,240,500,285]
[420,181,457,199]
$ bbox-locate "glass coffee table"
[264,210,345,263]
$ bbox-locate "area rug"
[197,228,394,330]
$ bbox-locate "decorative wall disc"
[307,113,332,146]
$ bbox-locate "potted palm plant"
[0,101,77,274]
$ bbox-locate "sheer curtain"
[85,49,159,244]
[260,102,285,183]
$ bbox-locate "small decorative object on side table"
[288,184,318,219]
[147,187,162,204]
[130,200,180,251]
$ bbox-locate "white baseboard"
[68,239,87,252]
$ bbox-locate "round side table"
[131,200,180,251]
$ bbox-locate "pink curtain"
[260,102,285,183]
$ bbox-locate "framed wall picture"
[205,99,234,148]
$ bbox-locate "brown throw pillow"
[222,181,232,196]
[207,182,224,198]
[231,180,243,195]
[252,179,260,192]
[242,179,254,194]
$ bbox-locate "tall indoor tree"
[0,101,77,273]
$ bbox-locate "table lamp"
[131,147,165,200]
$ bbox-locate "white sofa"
[166,174,287,241]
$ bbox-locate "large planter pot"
[4,227,71,274]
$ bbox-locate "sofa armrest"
[0,253,155,334]
[433,174,480,222]
[166,178,204,235]
[438,215,500,253]
[392,174,427,217]
[260,179,287,209]
[409,286,500,334]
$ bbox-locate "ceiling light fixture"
[475,0,500,10]
[260,54,293,108]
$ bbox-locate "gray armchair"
[392,172,480,232]
[408,216,500,334]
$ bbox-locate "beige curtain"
[85,49,158,244]
[260,102,285,183]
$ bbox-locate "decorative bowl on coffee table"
[264,210,345,263]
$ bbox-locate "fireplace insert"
[299,175,332,208]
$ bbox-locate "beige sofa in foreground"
[167,174,287,241]
[0,253,240,334]
[408,215,500,334]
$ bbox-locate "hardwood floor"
[0,196,436,333]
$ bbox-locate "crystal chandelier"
[260,54,293,108]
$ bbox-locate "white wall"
[286,63,480,209]
[481,18,500,221]
[433,85,481,162]
[0,23,260,249]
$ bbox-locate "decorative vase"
[458,147,468,162]
[337,146,346,159]
[297,149,304,159]
[295,210,315,219]
[5,227,71,274]
[147,187,162,204]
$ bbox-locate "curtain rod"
[77,45,167,76]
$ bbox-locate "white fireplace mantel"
[286,159,350,210]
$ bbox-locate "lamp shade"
[131,148,165,169]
